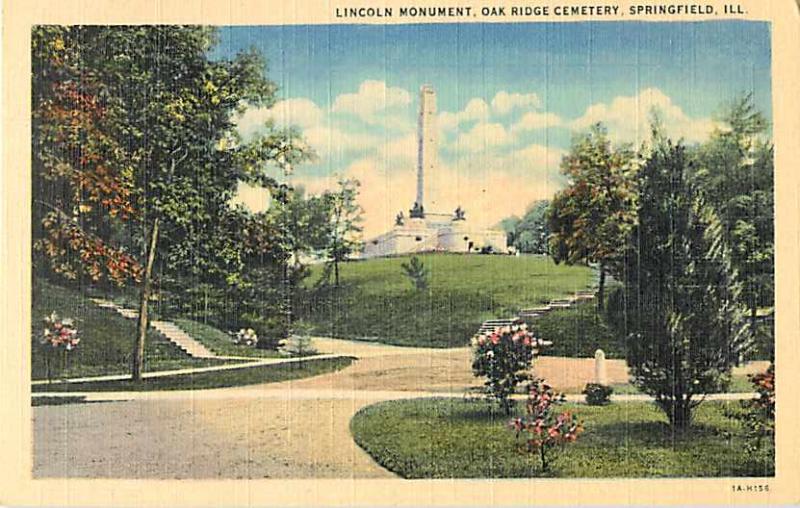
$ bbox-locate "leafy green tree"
[32,26,310,379]
[548,124,638,307]
[514,200,550,254]
[693,94,774,335]
[498,215,521,246]
[321,178,364,286]
[622,134,751,429]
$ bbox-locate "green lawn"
[350,398,774,478]
[174,318,282,358]
[296,254,593,348]
[32,356,355,392]
[32,280,225,380]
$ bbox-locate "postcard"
[2,0,799,506]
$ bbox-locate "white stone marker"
[594,349,607,385]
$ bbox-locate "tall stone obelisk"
[412,85,437,218]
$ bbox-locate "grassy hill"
[32,280,226,380]
[296,253,593,348]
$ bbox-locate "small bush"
[242,314,287,350]
[232,328,258,347]
[279,321,318,357]
[726,365,774,455]
[582,383,613,405]
[400,256,429,291]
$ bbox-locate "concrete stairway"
[475,288,598,340]
[476,318,518,335]
[89,298,216,359]
[150,320,215,358]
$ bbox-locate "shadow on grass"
[586,420,723,449]
[31,396,118,407]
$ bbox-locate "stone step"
[88,298,216,359]
[117,309,139,319]
[520,306,551,314]
[151,320,215,358]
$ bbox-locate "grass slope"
[32,280,225,380]
[32,357,354,392]
[174,318,281,358]
[350,398,774,478]
[534,302,624,358]
[297,254,593,348]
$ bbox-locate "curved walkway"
[33,338,767,479]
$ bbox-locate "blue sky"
[217,22,772,236]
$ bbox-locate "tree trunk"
[668,397,693,430]
[540,444,548,472]
[334,258,340,287]
[132,218,159,381]
[597,265,606,310]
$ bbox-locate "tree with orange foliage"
[32,26,311,380]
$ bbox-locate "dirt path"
[293,337,631,393]
[34,395,393,478]
[33,337,767,478]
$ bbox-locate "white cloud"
[292,139,566,238]
[303,126,382,159]
[511,111,563,133]
[491,91,541,116]
[331,80,412,125]
[236,98,323,139]
[454,122,513,152]
[377,133,417,168]
[439,98,490,131]
[509,143,565,173]
[571,87,716,144]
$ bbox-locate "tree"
[400,256,429,291]
[693,94,774,337]
[622,134,752,429]
[514,200,551,254]
[548,124,638,307]
[321,178,363,286]
[32,27,142,288]
[32,27,309,380]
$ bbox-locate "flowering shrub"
[471,322,537,414]
[582,382,613,405]
[233,328,258,347]
[40,312,80,382]
[736,365,775,454]
[509,379,583,472]
[41,312,80,350]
